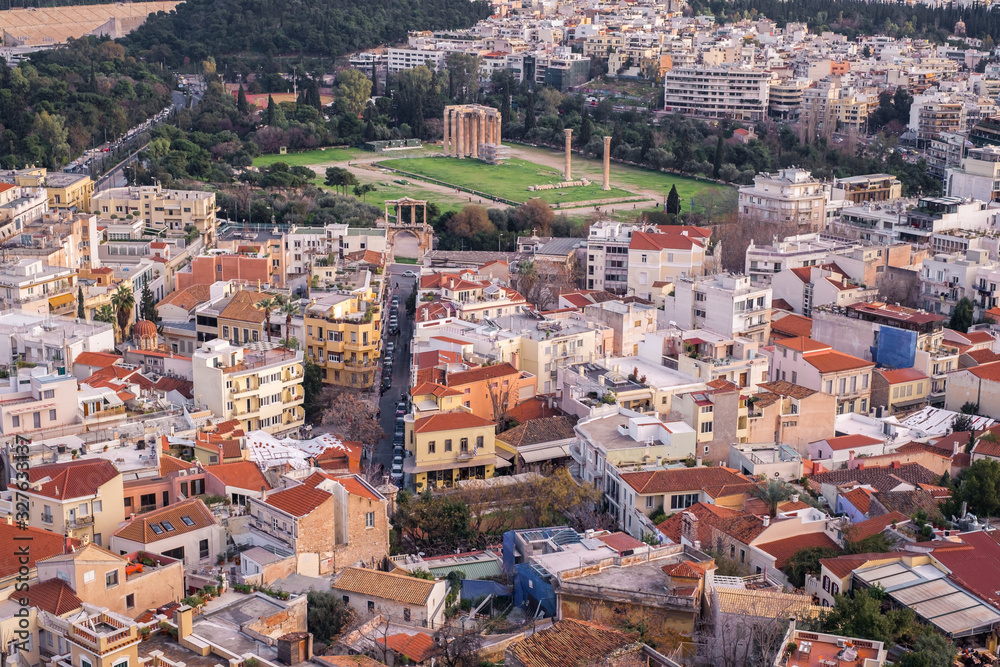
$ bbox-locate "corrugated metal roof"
[426,558,502,580]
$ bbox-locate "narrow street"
[373,265,418,473]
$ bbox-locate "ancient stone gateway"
[443,104,504,162]
[381,197,434,261]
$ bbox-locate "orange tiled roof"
[413,412,495,433]
[19,459,119,500]
[756,532,841,569]
[205,461,271,491]
[507,619,639,667]
[113,498,216,544]
[23,578,82,616]
[264,483,332,517]
[821,434,883,451]
[805,349,875,374]
[844,511,908,542]
[620,467,753,497]
[0,523,76,579]
[377,633,437,662]
[73,351,122,368]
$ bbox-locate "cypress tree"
[666,184,681,216]
[523,93,536,134]
[712,135,724,178]
[237,85,250,115]
[579,107,592,147]
[77,286,85,320]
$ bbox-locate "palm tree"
[278,298,300,348]
[94,304,115,326]
[516,259,540,307]
[110,284,135,342]
[256,297,277,342]
[751,479,793,518]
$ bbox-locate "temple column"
[457,111,465,159]
[602,136,612,190]
[564,129,573,181]
[471,112,479,159]
[442,108,450,156]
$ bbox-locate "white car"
[401,270,416,278]
[391,463,404,481]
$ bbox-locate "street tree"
[336,68,372,117]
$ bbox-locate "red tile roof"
[713,513,768,544]
[878,367,929,384]
[73,351,122,368]
[19,459,119,500]
[113,498,216,544]
[264,483,332,517]
[840,486,874,514]
[771,313,812,339]
[629,231,703,251]
[844,511,908,542]
[596,532,644,554]
[303,472,381,503]
[757,532,842,569]
[775,336,830,353]
[969,361,1000,382]
[822,434,883,451]
[447,362,520,386]
[0,523,75,579]
[805,350,875,374]
[967,349,1000,365]
[819,552,906,580]
[507,397,559,422]
[377,633,438,662]
[413,412,495,433]
[620,467,753,497]
[657,502,742,546]
[205,461,271,491]
[23,578,83,615]
[932,531,1000,609]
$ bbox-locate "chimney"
[261,485,267,501]
[790,493,799,503]
[681,511,699,547]
[174,605,194,641]
[762,515,770,527]
[891,460,901,469]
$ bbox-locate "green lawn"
[509,144,735,215]
[377,156,635,205]
[254,147,363,168]
[310,173,468,215]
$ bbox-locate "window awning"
[49,293,75,308]
[519,444,571,464]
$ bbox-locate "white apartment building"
[0,258,77,316]
[745,233,856,285]
[91,184,217,244]
[898,196,998,247]
[628,230,708,300]
[920,248,994,318]
[585,219,645,293]
[0,183,47,240]
[738,168,826,230]
[662,273,772,343]
[946,145,1000,203]
[663,65,772,120]
[192,340,305,436]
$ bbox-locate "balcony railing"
[66,515,95,530]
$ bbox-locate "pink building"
[176,254,273,291]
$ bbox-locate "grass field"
[254,147,363,168]
[377,156,635,205]
[310,171,469,216]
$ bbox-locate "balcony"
[66,515,95,530]
[456,450,476,460]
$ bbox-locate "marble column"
[411,203,416,224]
[443,108,450,156]
[451,110,458,157]
[457,110,465,159]
[564,129,573,181]
[471,111,479,159]
[496,115,502,146]
[602,136,612,190]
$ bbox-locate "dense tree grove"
[122,0,492,69]
[696,0,1000,45]
[0,38,171,169]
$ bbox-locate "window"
[272,518,279,531]
[342,595,350,604]
[11,416,18,428]
[93,501,102,513]
[199,539,209,559]
[445,439,452,452]
[223,326,230,338]
[106,570,118,588]
[729,545,736,559]
[367,601,375,613]
[83,570,95,584]
[831,583,839,595]
[460,438,469,452]
[403,608,411,622]
[366,512,375,528]
[670,493,699,509]
[181,515,195,527]
[126,594,135,609]
[428,441,436,454]
[739,549,746,564]
[476,435,484,449]
[43,389,54,399]
[701,422,713,433]
[161,521,175,532]
[81,659,93,667]
[645,496,655,508]
[112,659,128,667]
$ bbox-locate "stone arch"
[382,197,434,262]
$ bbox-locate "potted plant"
[217,554,225,565]
[103,444,109,452]
[71,449,79,459]
[139,627,151,642]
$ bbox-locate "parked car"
[402,270,416,278]
[391,463,403,480]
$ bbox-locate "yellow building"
[192,339,305,435]
[90,184,217,244]
[404,411,500,491]
[304,291,382,389]
[21,459,124,547]
[3,167,94,211]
